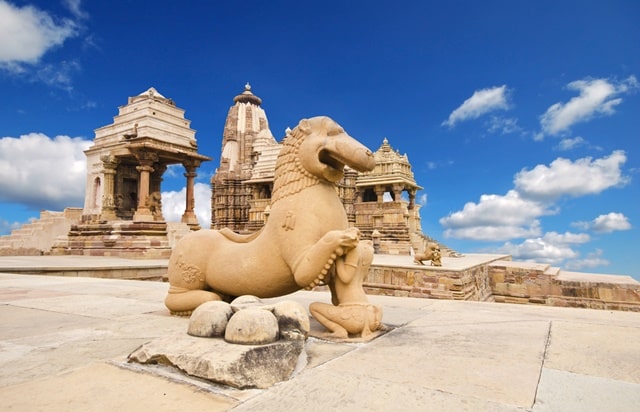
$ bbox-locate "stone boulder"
[187,301,233,338]
[224,308,279,345]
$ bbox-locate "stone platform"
[1,271,639,411]
[0,255,168,280]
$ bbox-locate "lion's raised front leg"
[291,227,361,290]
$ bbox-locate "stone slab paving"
[1,271,639,411]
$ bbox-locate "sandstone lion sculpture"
[165,116,383,338]
[414,242,442,266]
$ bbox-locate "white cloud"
[161,183,211,228]
[591,212,631,233]
[35,59,81,90]
[440,190,551,241]
[555,136,585,151]
[514,150,629,201]
[417,193,427,206]
[565,249,610,271]
[497,238,579,265]
[0,217,26,235]
[444,223,542,242]
[442,85,510,127]
[486,116,521,135]
[0,133,90,210]
[0,1,78,68]
[440,151,629,263]
[62,0,88,20]
[496,231,590,265]
[539,76,639,137]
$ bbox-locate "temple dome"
[233,83,263,106]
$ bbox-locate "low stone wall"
[489,261,640,311]
[364,261,494,302]
[358,256,640,312]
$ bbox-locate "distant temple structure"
[55,87,211,257]
[211,84,427,255]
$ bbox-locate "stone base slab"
[128,333,305,389]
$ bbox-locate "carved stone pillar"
[408,188,416,210]
[375,186,385,204]
[181,160,200,226]
[150,163,167,221]
[392,184,404,202]
[100,155,118,221]
[133,152,158,221]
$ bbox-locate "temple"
[211,85,429,255]
[55,88,211,257]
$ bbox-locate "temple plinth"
[59,87,211,258]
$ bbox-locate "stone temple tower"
[211,84,278,232]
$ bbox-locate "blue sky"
[1,0,638,279]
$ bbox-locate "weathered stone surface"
[230,295,264,312]
[128,334,305,389]
[224,308,279,345]
[187,301,233,337]
[272,300,310,340]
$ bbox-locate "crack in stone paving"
[532,320,553,409]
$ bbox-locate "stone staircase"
[0,208,82,256]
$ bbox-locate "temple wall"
[488,261,640,311]
[359,257,640,312]
[364,261,495,302]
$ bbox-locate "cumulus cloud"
[497,238,579,265]
[496,231,589,264]
[514,150,629,201]
[592,212,631,233]
[541,231,590,245]
[565,249,609,271]
[0,0,78,68]
[0,133,90,210]
[440,190,550,241]
[161,183,211,228]
[573,212,632,234]
[441,151,629,251]
[539,76,639,137]
[442,85,510,127]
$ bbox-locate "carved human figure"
[309,238,382,338]
[146,191,163,220]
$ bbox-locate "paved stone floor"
[1,267,639,411]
